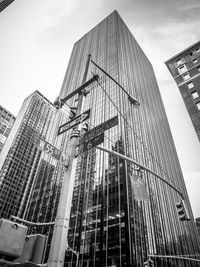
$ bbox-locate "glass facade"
[0,91,68,223]
[0,105,15,154]
[58,11,200,267]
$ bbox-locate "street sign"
[81,133,104,153]
[39,139,62,161]
[58,109,90,135]
[80,115,118,143]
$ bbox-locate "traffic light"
[144,258,154,267]
[176,199,190,221]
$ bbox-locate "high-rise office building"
[0,0,15,12]
[165,40,200,142]
[0,91,68,220]
[57,11,200,266]
[0,105,15,153]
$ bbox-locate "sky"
[0,0,200,218]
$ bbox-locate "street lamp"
[91,59,140,106]
[91,59,184,199]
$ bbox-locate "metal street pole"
[148,254,200,263]
[47,55,97,267]
[91,59,140,106]
[67,247,79,267]
[10,215,55,227]
[96,145,184,199]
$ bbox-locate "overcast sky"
[0,0,200,218]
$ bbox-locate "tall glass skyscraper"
[58,11,200,267]
[0,91,68,221]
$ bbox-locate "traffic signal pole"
[96,145,184,199]
[148,254,200,263]
[91,59,184,199]
[47,55,97,267]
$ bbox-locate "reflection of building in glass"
[25,158,64,259]
[0,0,15,12]
[67,149,96,262]
[26,159,56,223]
[165,40,200,142]
[0,91,68,221]
[59,11,200,267]
[0,105,15,154]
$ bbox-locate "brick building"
[165,41,200,142]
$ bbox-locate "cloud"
[47,0,79,25]
[178,2,200,12]
[152,20,200,51]
[131,17,200,83]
